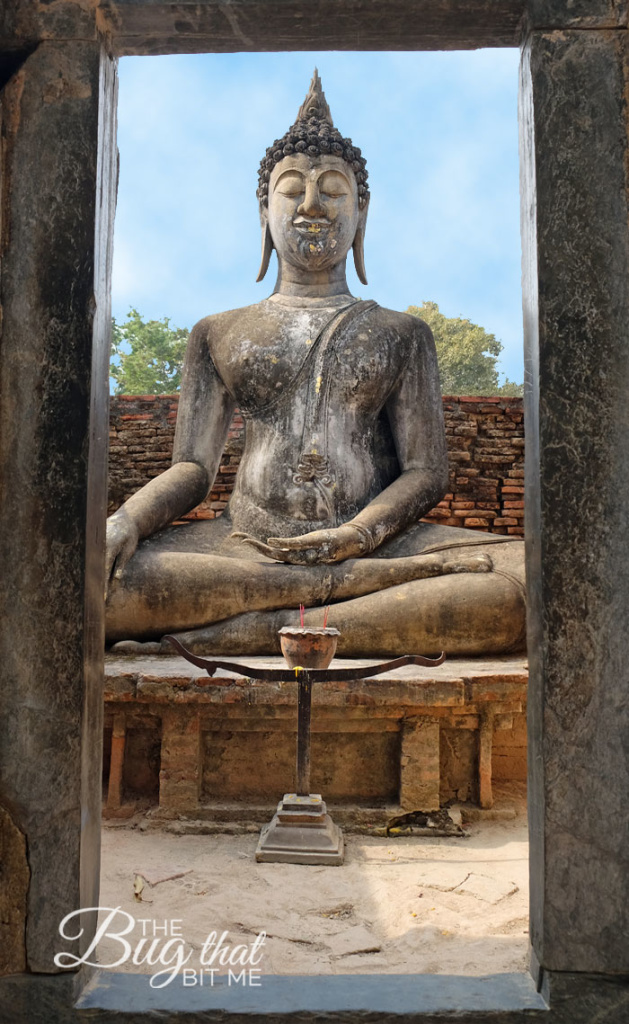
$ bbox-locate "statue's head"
[256,71,369,285]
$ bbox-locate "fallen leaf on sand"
[133,874,152,903]
[133,867,192,887]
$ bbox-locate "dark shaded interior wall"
[520,16,629,974]
[0,39,118,972]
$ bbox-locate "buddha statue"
[105,72,526,657]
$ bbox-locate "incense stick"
[300,603,305,628]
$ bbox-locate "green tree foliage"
[110,308,189,394]
[407,301,523,397]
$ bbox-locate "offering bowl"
[278,627,340,670]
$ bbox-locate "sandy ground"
[97,785,529,979]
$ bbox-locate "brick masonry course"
[109,394,524,536]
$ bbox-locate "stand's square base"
[256,794,344,865]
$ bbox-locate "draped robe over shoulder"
[170,297,448,547]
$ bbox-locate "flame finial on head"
[296,69,333,126]
[257,71,369,210]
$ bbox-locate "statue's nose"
[298,181,326,218]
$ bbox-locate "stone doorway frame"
[1,1,628,1021]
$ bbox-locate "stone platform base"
[255,793,344,864]
[103,654,528,820]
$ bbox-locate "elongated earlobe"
[352,225,368,286]
[256,220,274,282]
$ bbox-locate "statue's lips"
[293,220,330,236]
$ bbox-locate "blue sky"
[113,49,523,384]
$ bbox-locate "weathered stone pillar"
[520,23,629,974]
[106,713,126,811]
[400,717,440,811]
[478,708,494,809]
[159,709,202,813]
[0,42,117,972]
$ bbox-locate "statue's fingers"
[284,536,347,563]
[104,552,116,601]
[267,532,329,550]
[104,544,117,585]
[238,532,324,564]
[113,557,126,582]
[231,531,260,548]
[270,535,350,564]
[271,549,313,565]
[107,555,124,595]
[233,535,282,558]
[231,532,296,560]
[113,537,136,581]
[238,537,303,562]
[266,535,307,550]
[263,545,319,565]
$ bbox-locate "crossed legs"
[105,547,493,643]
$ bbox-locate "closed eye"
[274,170,305,197]
[318,170,351,198]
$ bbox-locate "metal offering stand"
[165,634,445,865]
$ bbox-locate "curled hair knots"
[257,116,369,209]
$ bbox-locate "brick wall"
[423,396,524,536]
[108,395,244,521]
[109,394,524,536]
